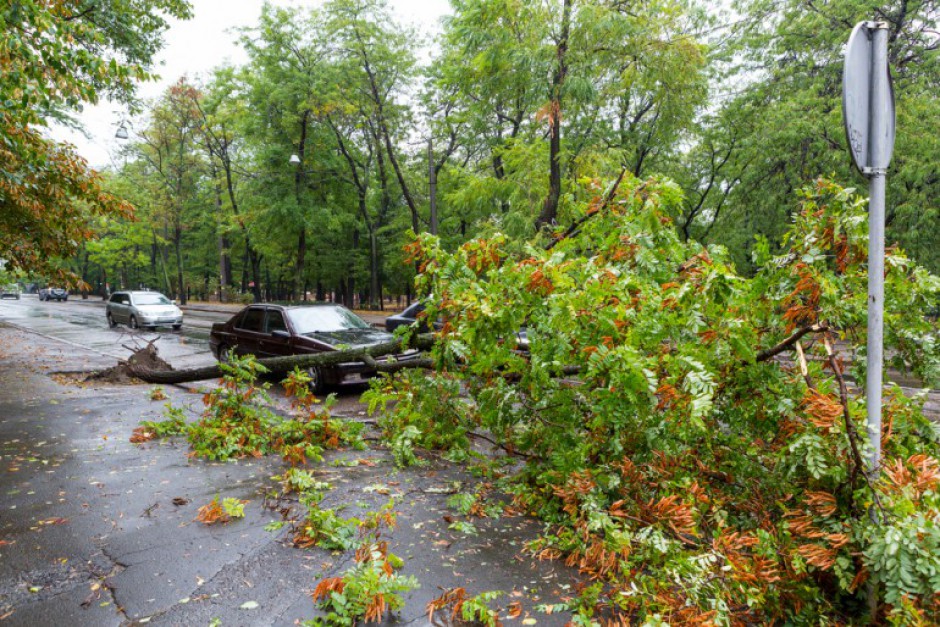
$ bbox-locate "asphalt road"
[0,294,221,370]
[0,296,393,409]
[0,299,577,626]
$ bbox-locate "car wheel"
[107,312,117,328]
[218,344,231,364]
[307,366,326,395]
[129,315,139,330]
[172,324,182,331]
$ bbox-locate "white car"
[106,291,183,330]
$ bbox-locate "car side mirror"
[172,300,178,305]
[271,329,291,339]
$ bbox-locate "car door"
[257,308,292,357]
[232,306,265,357]
[110,293,128,323]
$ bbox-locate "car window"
[132,293,172,306]
[264,310,287,334]
[286,306,370,334]
[237,307,265,332]
[402,301,425,318]
[109,293,122,303]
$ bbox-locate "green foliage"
[186,354,279,460]
[222,497,246,519]
[196,494,248,525]
[380,176,940,621]
[293,498,359,552]
[679,0,940,273]
[363,369,471,465]
[429,0,708,232]
[139,405,187,438]
[447,487,502,519]
[389,426,424,468]
[459,590,504,626]
[306,502,417,625]
[274,468,326,495]
[446,492,477,516]
[447,520,479,536]
[0,0,191,282]
[157,358,363,462]
[306,544,419,626]
[280,368,364,456]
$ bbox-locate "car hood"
[136,304,181,314]
[302,328,394,349]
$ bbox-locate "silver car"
[106,291,183,330]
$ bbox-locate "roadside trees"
[0,0,191,283]
[429,0,707,234]
[683,0,940,272]
[135,79,204,304]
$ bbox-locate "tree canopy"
[0,0,191,282]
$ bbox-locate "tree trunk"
[129,336,436,384]
[219,234,232,301]
[369,231,380,310]
[174,227,187,305]
[535,0,572,231]
[211,169,232,298]
[155,230,172,296]
[294,229,306,301]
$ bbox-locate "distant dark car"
[384,300,529,350]
[0,285,20,300]
[384,301,443,333]
[210,303,400,392]
[38,287,68,301]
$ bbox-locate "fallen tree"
[369,177,940,623]
[127,334,436,384]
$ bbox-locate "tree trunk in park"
[174,225,187,305]
[369,231,380,309]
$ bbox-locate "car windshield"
[287,306,370,334]
[134,293,172,306]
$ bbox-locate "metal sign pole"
[865,23,889,474]
[844,19,894,477]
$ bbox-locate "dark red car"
[209,303,397,392]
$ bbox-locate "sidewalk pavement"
[0,324,576,626]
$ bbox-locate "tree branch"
[755,324,828,363]
[545,168,630,251]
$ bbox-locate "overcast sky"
[50,0,452,168]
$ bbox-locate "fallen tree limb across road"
[127,334,437,384]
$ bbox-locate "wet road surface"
[0,296,396,410]
[0,302,578,625]
[0,295,220,370]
